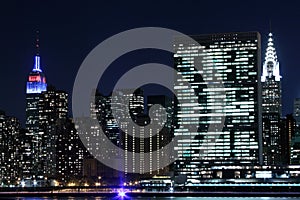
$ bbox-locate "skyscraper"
[294,98,300,127]
[280,114,295,164]
[25,32,47,179]
[110,89,145,176]
[291,99,300,164]
[174,32,262,182]
[81,90,122,185]
[261,33,282,165]
[147,95,173,176]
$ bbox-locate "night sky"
[0,0,299,126]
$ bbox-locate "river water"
[2,197,300,200]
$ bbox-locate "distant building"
[80,90,123,185]
[112,90,174,181]
[291,100,300,164]
[147,95,173,176]
[18,128,34,181]
[293,98,300,127]
[173,32,262,183]
[110,89,145,178]
[261,32,282,165]
[0,110,20,185]
[83,90,174,184]
[280,114,295,164]
[38,86,68,178]
[56,118,86,185]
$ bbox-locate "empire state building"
[25,32,47,178]
[261,32,282,165]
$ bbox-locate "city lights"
[117,189,127,198]
[1,25,300,198]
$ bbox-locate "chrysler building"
[261,32,282,165]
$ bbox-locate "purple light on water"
[118,189,126,198]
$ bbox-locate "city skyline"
[0,1,300,125]
[3,1,300,198]
[2,28,299,188]
[2,26,300,197]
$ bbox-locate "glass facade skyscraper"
[174,32,262,182]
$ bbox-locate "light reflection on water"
[3,198,300,200]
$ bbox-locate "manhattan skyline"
[0,0,299,125]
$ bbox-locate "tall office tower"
[292,99,300,164]
[294,98,300,127]
[174,32,261,182]
[0,111,20,185]
[25,33,47,178]
[95,90,121,149]
[38,86,68,178]
[280,114,296,164]
[261,33,282,165]
[76,89,142,185]
[111,89,145,180]
[81,90,122,185]
[147,95,173,175]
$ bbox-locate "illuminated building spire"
[26,30,47,94]
[33,30,42,72]
[36,30,40,56]
[261,32,281,82]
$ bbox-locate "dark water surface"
[2,197,300,200]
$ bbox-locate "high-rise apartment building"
[174,32,262,182]
[0,111,20,185]
[261,33,282,165]
[38,86,68,178]
[18,128,34,181]
[56,118,86,185]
